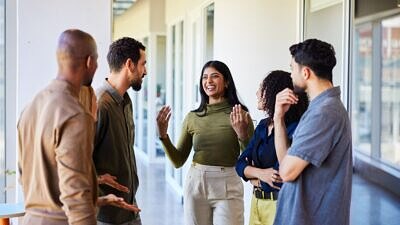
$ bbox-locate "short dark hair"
[289,39,336,82]
[107,37,146,72]
[192,60,248,115]
[260,70,308,125]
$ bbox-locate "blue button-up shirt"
[236,118,298,192]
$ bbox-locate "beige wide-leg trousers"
[184,163,244,225]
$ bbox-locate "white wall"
[165,0,206,24]
[113,0,166,39]
[14,0,112,202]
[149,0,166,33]
[214,0,298,122]
[113,0,150,39]
[165,0,298,121]
[304,0,343,86]
[17,0,112,113]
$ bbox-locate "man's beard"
[131,80,142,91]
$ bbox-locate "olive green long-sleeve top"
[160,100,254,168]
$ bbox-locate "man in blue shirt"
[273,39,352,225]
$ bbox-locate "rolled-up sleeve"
[55,113,97,225]
[288,110,337,167]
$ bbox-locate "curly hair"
[192,60,248,116]
[107,37,146,72]
[260,70,308,125]
[290,38,336,82]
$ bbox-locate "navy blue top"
[235,118,299,193]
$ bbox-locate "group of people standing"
[17,28,352,225]
[156,38,352,225]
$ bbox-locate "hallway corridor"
[135,160,400,225]
[136,161,184,225]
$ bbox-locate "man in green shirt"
[94,37,147,225]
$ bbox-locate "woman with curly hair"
[235,70,308,225]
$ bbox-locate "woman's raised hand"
[230,104,249,140]
[156,105,172,139]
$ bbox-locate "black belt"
[253,187,278,200]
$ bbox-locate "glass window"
[205,3,214,62]
[155,35,166,157]
[352,25,373,155]
[142,37,149,154]
[381,15,400,167]
[0,0,5,203]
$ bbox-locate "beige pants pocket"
[205,174,227,200]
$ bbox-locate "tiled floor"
[136,160,400,225]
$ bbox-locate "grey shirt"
[274,87,352,225]
[94,79,140,224]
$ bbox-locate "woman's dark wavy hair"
[192,60,248,116]
[261,70,309,125]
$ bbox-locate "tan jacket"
[18,80,97,225]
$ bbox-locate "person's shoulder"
[318,97,347,118]
[185,111,197,120]
[43,87,83,112]
[255,118,267,129]
[46,89,91,124]
[96,89,115,108]
[259,118,268,124]
[250,119,266,135]
[58,95,88,118]
[300,99,347,131]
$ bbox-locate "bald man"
[17,29,99,225]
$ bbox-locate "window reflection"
[381,15,400,167]
[0,0,5,203]
[352,25,373,155]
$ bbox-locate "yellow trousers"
[249,194,277,225]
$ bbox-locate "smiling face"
[201,66,226,103]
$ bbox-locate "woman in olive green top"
[157,60,254,225]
